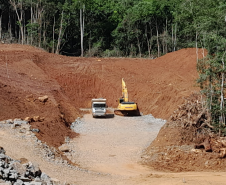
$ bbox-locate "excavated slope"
[0,44,205,146]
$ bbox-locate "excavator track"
[114,110,126,116]
[114,109,141,116]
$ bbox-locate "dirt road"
[70,114,165,177]
[1,115,226,185]
[0,114,166,184]
[0,114,164,185]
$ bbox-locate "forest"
[2,0,226,132]
[0,0,224,58]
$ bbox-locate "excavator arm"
[122,78,128,102]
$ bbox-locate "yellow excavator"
[114,78,140,116]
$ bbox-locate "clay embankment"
[35,47,203,119]
[0,44,203,146]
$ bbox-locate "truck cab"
[91,98,107,118]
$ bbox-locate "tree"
[9,0,25,44]
[112,0,173,57]
[192,0,226,134]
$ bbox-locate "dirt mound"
[0,44,79,147]
[143,94,226,172]
[0,44,205,147]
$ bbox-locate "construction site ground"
[0,44,225,184]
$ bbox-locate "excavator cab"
[119,98,124,103]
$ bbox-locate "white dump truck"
[91,98,107,118]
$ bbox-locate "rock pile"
[0,118,77,169]
[0,147,55,185]
[0,119,40,134]
[0,117,96,181]
[0,119,28,129]
[70,117,83,131]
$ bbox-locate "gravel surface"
[70,114,166,178]
[2,115,226,185]
[0,114,166,184]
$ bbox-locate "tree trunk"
[8,13,12,42]
[20,1,24,44]
[0,14,2,41]
[137,36,141,57]
[89,30,91,56]
[56,11,64,54]
[52,16,55,53]
[43,20,46,49]
[165,18,168,54]
[172,24,174,51]
[24,16,27,44]
[156,20,160,57]
[145,25,150,58]
[30,0,33,45]
[149,22,153,58]
[38,0,42,47]
[80,8,83,56]
[38,15,42,48]
[220,51,226,126]
[9,0,24,44]
[174,23,177,52]
[136,29,141,57]
[80,4,85,57]
[162,33,165,55]
[20,26,24,44]
[196,31,198,62]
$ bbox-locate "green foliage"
[0,0,225,63]
[171,0,226,134]
[3,0,176,57]
[111,0,173,57]
[85,40,103,57]
[102,48,122,57]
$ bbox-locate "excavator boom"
[114,78,140,116]
[122,78,129,102]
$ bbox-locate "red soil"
[0,44,205,147]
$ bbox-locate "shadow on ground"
[94,114,115,119]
